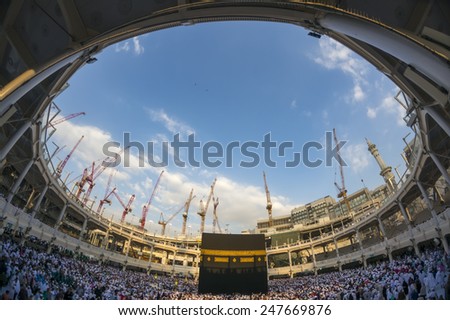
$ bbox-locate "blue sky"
[49,21,411,235]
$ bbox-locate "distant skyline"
[49,21,411,235]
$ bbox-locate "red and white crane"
[82,149,126,205]
[181,188,195,236]
[263,171,273,228]
[47,112,85,128]
[140,170,164,229]
[96,187,116,214]
[81,163,98,205]
[75,161,95,200]
[56,135,84,176]
[212,195,221,234]
[333,128,351,214]
[197,178,217,234]
[96,169,117,214]
[158,204,184,236]
[115,190,136,223]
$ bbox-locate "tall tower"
[366,138,397,192]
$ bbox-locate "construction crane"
[263,171,273,228]
[96,169,117,214]
[75,162,95,200]
[181,188,195,236]
[333,128,352,214]
[197,178,217,234]
[140,170,164,228]
[158,204,185,236]
[68,152,118,188]
[96,187,116,214]
[212,196,222,234]
[47,112,86,128]
[82,150,126,205]
[51,143,66,161]
[81,163,98,205]
[76,157,110,201]
[62,171,72,186]
[114,190,136,223]
[56,135,84,176]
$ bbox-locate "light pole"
[402,133,413,154]
[89,196,97,211]
[148,220,154,233]
[394,165,402,182]
[361,179,375,209]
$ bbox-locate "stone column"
[172,250,177,273]
[397,200,420,256]
[425,106,450,139]
[310,244,317,273]
[428,152,450,186]
[288,250,293,278]
[355,229,369,266]
[79,218,88,240]
[417,181,449,253]
[0,120,32,168]
[149,245,154,263]
[30,184,49,218]
[333,238,341,271]
[377,217,393,262]
[55,203,68,228]
[125,237,133,256]
[6,158,34,203]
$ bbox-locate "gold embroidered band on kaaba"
[201,249,266,256]
[201,249,267,264]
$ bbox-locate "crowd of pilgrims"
[1,234,449,300]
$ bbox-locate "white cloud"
[290,99,298,109]
[132,36,144,55]
[48,115,298,235]
[52,122,113,167]
[49,117,157,206]
[313,37,407,127]
[341,143,370,173]
[114,36,144,55]
[115,41,130,53]
[365,89,406,126]
[313,37,368,104]
[367,107,377,119]
[145,108,194,136]
[49,90,327,235]
[291,98,313,117]
[116,168,299,235]
[352,83,365,102]
[380,94,405,126]
[314,38,364,77]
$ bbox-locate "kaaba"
[198,233,268,294]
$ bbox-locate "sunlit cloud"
[114,36,144,55]
[132,36,144,55]
[366,89,406,126]
[145,108,194,136]
[49,119,298,234]
[313,37,368,104]
[341,142,370,173]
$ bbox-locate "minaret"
[366,138,397,192]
